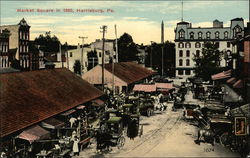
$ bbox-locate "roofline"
[188,27,230,29]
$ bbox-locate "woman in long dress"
[73,136,80,156]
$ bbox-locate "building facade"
[0,29,10,68]
[0,18,31,70]
[174,18,245,78]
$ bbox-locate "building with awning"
[211,69,232,80]
[82,62,154,94]
[0,68,104,139]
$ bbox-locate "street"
[78,88,240,157]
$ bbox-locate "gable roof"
[0,68,103,138]
[104,62,154,84]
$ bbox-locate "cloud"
[123,17,147,20]
[72,16,113,21]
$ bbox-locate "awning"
[18,125,50,144]
[60,109,76,116]
[155,83,173,89]
[133,84,156,92]
[92,99,105,106]
[41,118,64,129]
[233,80,243,88]
[227,77,236,84]
[76,105,86,109]
[211,70,232,80]
[223,84,243,103]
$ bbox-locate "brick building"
[0,18,31,70]
[0,29,10,68]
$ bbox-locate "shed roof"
[0,68,103,138]
[104,62,154,84]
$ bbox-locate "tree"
[145,41,175,77]
[34,31,60,54]
[73,60,81,75]
[193,42,223,81]
[118,33,139,62]
[87,50,98,70]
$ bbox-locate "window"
[198,32,202,39]
[179,50,183,57]
[206,32,211,39]
[185,69,191,75]
[224,31,228,39]
[195,42,201,48]
[186,59,190,66]
[233,25,242,38]
[179,59,183,66]
[190,32,194,40]
[178,42,184,48]
[227,42,230,48]
[215,31,220,39]
[214,42,220,48]
[178,70,184,75]
[70,52,73,57]
[196,50,200,57]
[19,31,22,39]
[186,50,190,57]
[179,29,185,39]
[99,52,102,57]
[185,42,191,48]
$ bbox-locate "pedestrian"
[72,136,80,156]
[69,117,77,128]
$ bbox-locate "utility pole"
[59,42,64,68]
[161,20,164,77]
[150,41,154,69]
[112,25,118,95]
[78,36,88,75]
[100,25,107,92]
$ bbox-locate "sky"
[1,0,249,45]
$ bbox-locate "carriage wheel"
[117,136,125,149]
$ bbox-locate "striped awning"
[211,70,232,80]
[18,125,50,144]
[155,83,173,89]
[233,80,243,88]
[133,84,156,92]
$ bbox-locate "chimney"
[77,43,80,49]
[213,19,223,28]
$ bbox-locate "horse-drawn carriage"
[96,116,125,152]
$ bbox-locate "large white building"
[175,18,245,78]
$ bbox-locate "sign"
[235,117,247,136]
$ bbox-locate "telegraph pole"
[78,36,88,75]
[161,20,164,77]
[100,25,107,92]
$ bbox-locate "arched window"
[178,29,185,39]
[185,42,191,48]
[179,59,183,66]
[233,25,242,38]
[186,59,190,66]
[224,31,228,39]
[178,42,184,48]
[186,50,190,57]
[196,50,200,57]
[179,50,183,57]
[198,32,203,39]
[206,32,211,39]
[215,31,220,39]
[195,42,201,48]
[190,32,194,40]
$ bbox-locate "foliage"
[87,50,98,70]
[145,41,175,76]
[34,31,60,54]
[73,60,81,75]
[118,33,139,62]
[10,59,21,70]
[193,42,223,81]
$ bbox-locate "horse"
[196,124,215,146]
